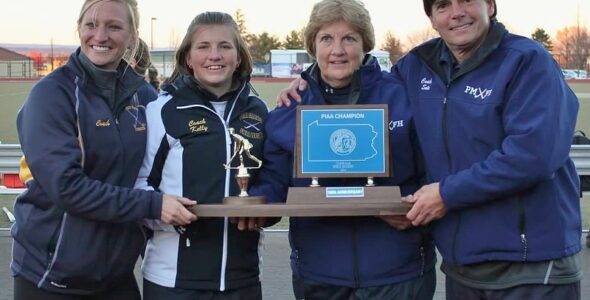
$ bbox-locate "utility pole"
[151,17,157,49]
[50,38,54,71]
[574,0,583,78]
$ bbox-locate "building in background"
[269,49,392,78]
[150,48,175,80]
[269,49,313,78]
[148,48,393,79]
[0,47,34,78]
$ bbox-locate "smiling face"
[429,0,494,62]
[185,25,239,97]
[78,1,134,70]
[314,20,364,88]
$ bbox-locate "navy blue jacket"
[394,23,581,265]
[11,49,161,294]
[251,56,435,287]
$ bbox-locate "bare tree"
[380,31,404,64]
[404,27,438,52]
[554,26,590,71]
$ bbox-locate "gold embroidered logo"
[134,122,146,132]
[189,118,208,133]
[239,113,264,140]
[125,105,147,132]
[96,119,111,127]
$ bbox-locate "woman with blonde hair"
[12,1,196,299]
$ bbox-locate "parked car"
[575,70,588,79]
[562,69,588,79]
[562,69,578,79]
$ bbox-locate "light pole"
[264,53,270,77]
[150,17,157,49]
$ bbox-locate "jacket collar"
[164,74,252,112]
[412,21,507,83]
[182,74,244,102]
[67,48,145,111]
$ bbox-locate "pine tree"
[531,28,553,52]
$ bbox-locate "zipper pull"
[186,237,191,247]
[520,233,528,261]
[419,246,425,276]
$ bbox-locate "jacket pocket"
[43,215,109,290]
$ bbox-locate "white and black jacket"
[135,75,269,291]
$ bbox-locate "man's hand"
[276,77,307,107]
[160,194,197,226]
[406,183,448,226]
[230,217,267,231]
[378,215,413,230]
[377,195,416,230]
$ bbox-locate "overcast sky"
[1,0,588,48]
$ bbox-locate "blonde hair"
[77,0,140,64]
[167,11,252,83]
[132,38,151,75]
[304,0,375,58]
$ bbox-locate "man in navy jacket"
[395,0,582,299]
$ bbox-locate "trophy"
[223,128,266,205]
[189,110,408,217]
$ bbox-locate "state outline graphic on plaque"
[306,120,378,162]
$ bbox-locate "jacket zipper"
[419,246,426,276]
[176,83,246,291]
[177,103,232,290]
[518,197,528,261]
[419,230,429,276]
[351,219,360,288]
[442,89,452,173]
[442,85,462,264]
[39,213,68,289]
[220,84,246,291]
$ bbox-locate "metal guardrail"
[1,145,590,226]
[570,145,590,175]
[0,144,22,174]
[0,144,588,179]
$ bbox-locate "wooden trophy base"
[191,186,409,217]
[223,196,266,205]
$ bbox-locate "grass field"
[1,80,589,143]
[0,80,291,144]
[1,80,590,229]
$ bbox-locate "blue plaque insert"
[296,105,389,178]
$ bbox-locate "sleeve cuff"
[149,192,163,219]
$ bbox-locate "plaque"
[286,104,402,209]
[190,105,409,217]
